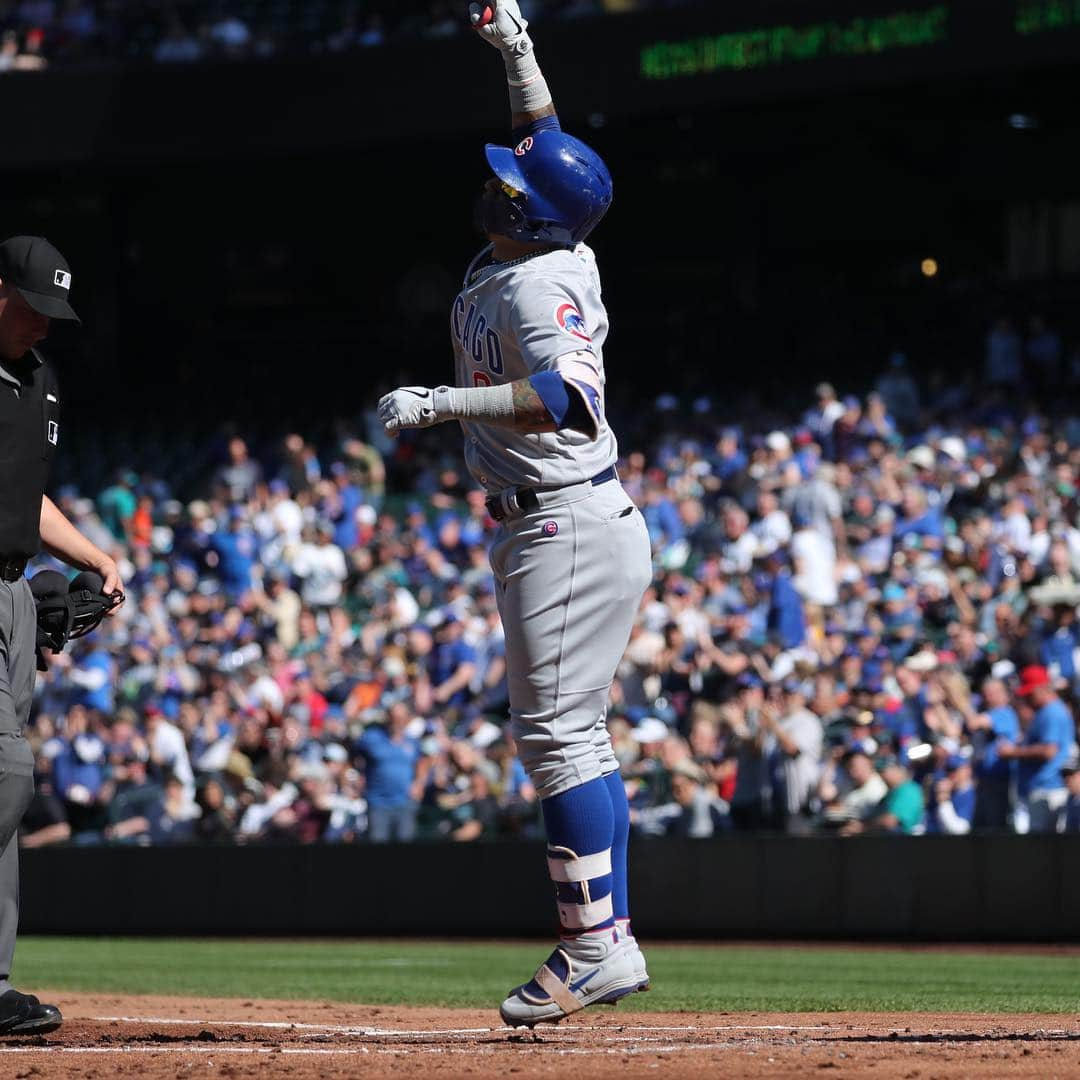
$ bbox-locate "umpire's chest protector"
[0,350,61,556]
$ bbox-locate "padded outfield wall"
[21,835,1080,940]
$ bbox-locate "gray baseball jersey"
[451,242,618,493]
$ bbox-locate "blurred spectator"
[874,352,919,429]
[97,471,136,543]
[790,510,837,607]
[727,677,773,829]
[443,768,499,840]
[761,682,822,833]
[925,756,976,834]
[356,702,420,843]
[20,748,71,848]
[105,754,161,844]
[51,707,109,837]
[842,756,924,835]
[1027,316,1062,388]
[215,438,261,501]
[429,614,478,710]
[986,317,1023,387]
[1062,757,1080,831]
[950,676,1019,828]
[1001,666,1073,832]
[145,704,195,806]
[633,761,726,837]
[822,751,887,828]
[292,524,347,608]
[147,774,200,844]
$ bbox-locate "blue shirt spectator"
[642,494,683,549]
[67,646,116,714]
[330,466,364,550]
[1018,700,1073,795]
[356,717,420,809]
[210,515,258,595]
[430,617,479,710]
[1040,618,1080,684]
[1011,671,1075,798]
[973,701,1021,783]
[767,567,805,649]
[925,760,976,834]
[712,430,747,484]
[52,732,107,806]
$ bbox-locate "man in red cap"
[998,665,1076,832]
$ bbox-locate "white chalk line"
[0,1043,732,1057]
[3,1015,1073,1060]
[91,1015,830,1036]
[93,1015,491,1036]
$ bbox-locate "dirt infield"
[1,993,1078,1078]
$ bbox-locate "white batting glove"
[468,0,532,55]
[378,386,447,434]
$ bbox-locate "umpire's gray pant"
[489,479,652,801]
[0,578,39,994]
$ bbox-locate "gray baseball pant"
[0,578,39,995]
[489,479,652,800]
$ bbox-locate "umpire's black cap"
[0,235,81,324]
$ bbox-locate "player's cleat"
[620,932,650,993]
[499,934,646,1028]
[0,990,63,1035]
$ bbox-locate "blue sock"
[604,770,630,927]
[541,776,615,935]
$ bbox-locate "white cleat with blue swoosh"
[499,933,647,1028]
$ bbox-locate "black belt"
[485,466,617,522]
[0,556,27,582]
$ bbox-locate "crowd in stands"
[19,314,1080,847]
[0,0,694,72]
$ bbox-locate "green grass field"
[16,938,1080,1013]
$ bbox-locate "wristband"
[434,383,516,425]
[504,47,553,116]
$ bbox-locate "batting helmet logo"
[514,137,534,157]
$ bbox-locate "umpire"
[0,236,122,1035]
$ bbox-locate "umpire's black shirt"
[0,347,60,558]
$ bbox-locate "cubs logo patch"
[542,521,559,537]
[555,303,591,342]
[514,136,534,156]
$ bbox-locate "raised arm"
[378,377,573,437]
[469,0,558,132]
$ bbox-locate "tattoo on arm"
[511,102,557,131]
[510,377,557,433]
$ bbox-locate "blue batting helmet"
[480,130,613,246]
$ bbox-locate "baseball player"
[378,0,653,1027]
